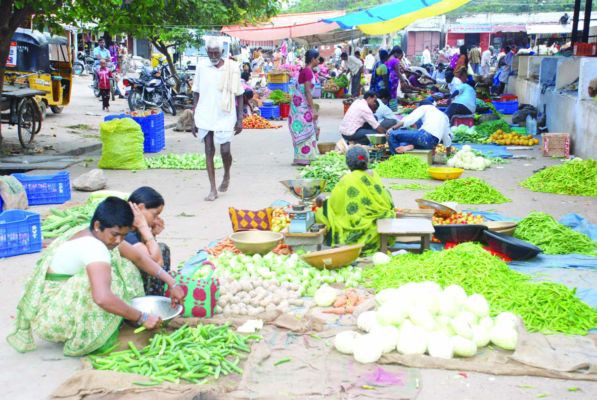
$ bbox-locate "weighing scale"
[280,179,325,233]
[366,134,389,161]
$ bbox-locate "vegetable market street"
[0,74,595,399]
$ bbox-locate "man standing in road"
[341,52,364,97]
[469,45,481,75]
[422,45,432,65]
[93,38,111,66]
[191,37,244,201]
[481,46,493,76]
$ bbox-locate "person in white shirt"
[422,46,432,65]
[191,37,244,201]
[481,46,493,76]
[374,89,398,129]
[364,51,376,73]
[341,51,364,97]
[387,100,452,154]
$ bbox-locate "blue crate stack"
[267,82,290,93]
[12,171,71,205]
[259,105,280,119]
[0,210,42,258]
[103,112,165,153]
[491,100,518,115]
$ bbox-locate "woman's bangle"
[136,311,148,325]
[155,268,166,279]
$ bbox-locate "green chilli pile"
[145,153,223,170]
[374,155,430,179]
[514,212,597,256]
[90,324,260,385]
[520,159,597,197]
[362,243,597,335]
[389,183,435,191]
[424,177,510,204]
[300,151,349,191]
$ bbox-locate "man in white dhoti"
[191,38,244,201]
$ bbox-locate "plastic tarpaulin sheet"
[222,11,344,42]
[323,0,471,35]
[453,143,513,158]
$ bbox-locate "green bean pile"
[389,183,435,191]
[520,159,597,197]
[374,155,431,179]
[361,243,597,335]
[145,153,223,170]
[90,324,260,385]
[424,177,510,204]
[514,212,597,256]
[42,200,101,238]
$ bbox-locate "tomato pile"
[432,212,484,225]
[242,115,282,129]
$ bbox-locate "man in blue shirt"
[374,89,398,129]
[445,70,476,120]
[93,38,111,66]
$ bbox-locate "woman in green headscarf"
[316,146,395,254]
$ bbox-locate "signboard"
[6,41,17,67]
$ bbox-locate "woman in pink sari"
[288,49,320,165]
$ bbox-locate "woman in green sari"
[7,197,184,356]
[316,146,395,254]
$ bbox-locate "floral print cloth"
[7,226,144,356]
[288,78,319,165]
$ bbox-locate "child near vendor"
[97,59,112,112]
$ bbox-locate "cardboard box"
[542,133,570,158]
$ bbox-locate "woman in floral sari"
[288,49,320,165]
[316,146,395,255]
[7,197,184,356]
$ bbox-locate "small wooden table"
[377,218,435,253]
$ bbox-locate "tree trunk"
[151,38,180,88]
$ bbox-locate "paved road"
[0,76,596,399]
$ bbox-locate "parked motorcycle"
[73,52,95,76]
[123,62,176,115]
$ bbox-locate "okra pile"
[89,324,260,385]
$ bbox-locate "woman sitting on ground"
[7,197,184,356]
[126,187,171,296]
[316,146,395,255]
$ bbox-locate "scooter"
[73,52,95,76]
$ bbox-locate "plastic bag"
[0,176,28,210]
[98,118,146,170]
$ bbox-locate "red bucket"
[279,103,290,119]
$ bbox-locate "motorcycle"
[91,61,117,101]
[123,62,176,115]
[171,67,193,109]
[73,51,95,76]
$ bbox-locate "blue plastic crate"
[131,113,166,153]
[259,105,280,120]
[492,100,518,115]
[0,209,42,258]
[267,82,290,92]
[0,196,3,212]
[12,171,71,205]
[103,114,127,122]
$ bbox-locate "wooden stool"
[377,218,435,254]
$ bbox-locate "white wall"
[511,56,597,159]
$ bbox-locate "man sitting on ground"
[339,91,395,145]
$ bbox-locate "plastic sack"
[98,118,146,170]
[0,176,28,210]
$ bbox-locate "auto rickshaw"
[4,28,72,116]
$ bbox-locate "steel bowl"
[229,230,284,255]
[416,198,457,218]
[280,179,326,202]
[366,134,387,145]
[302,244,363,270]
[131,296,183,324]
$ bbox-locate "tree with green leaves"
[74,0,278,81]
